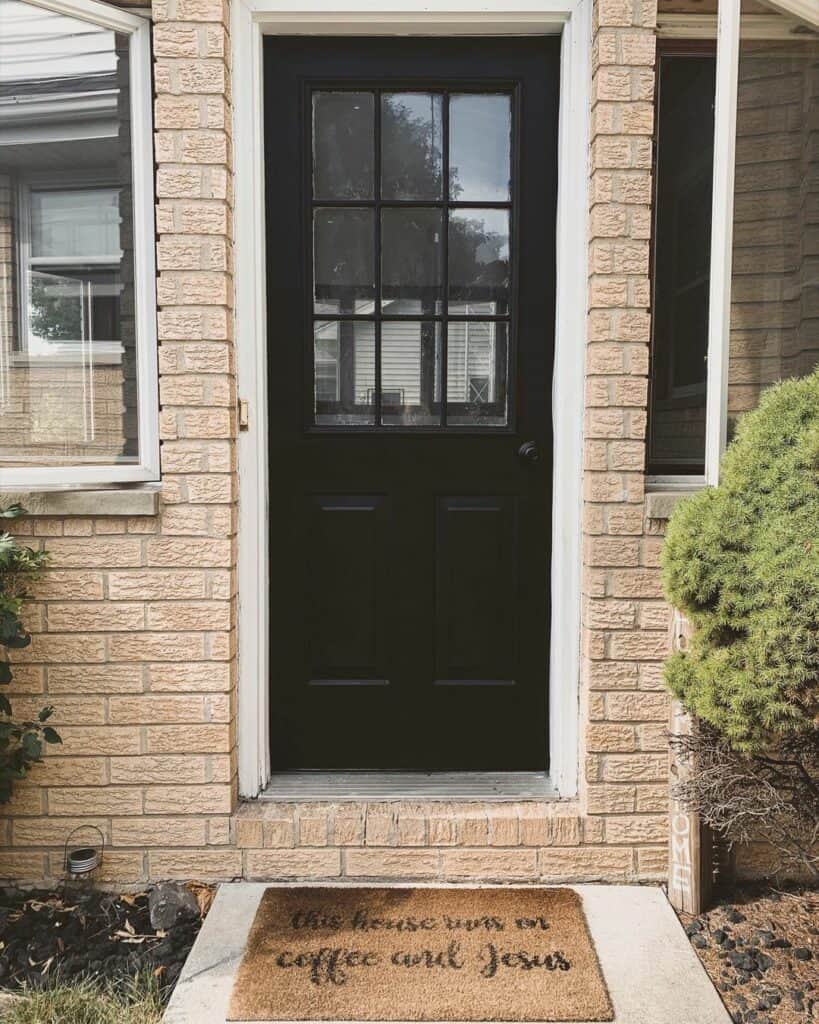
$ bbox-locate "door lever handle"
[517,441,540,463]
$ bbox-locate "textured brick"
[144,785,233,814]
[146,724,231,753]
[440,850,538,880]
[109,695,205,724]
[110,755,209,785]
[245,850,342,880]
[46,603,144,632]
[150,849,241,879]
[345,849,439,878]
[539,847,633,880]
[112,817,208,847]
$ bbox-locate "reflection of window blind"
[315,359,339,401]
[30,188,122,260]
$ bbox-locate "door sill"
[259,771,557,802]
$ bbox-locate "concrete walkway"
[163,882,731,1024]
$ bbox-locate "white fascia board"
[21,0,148,32]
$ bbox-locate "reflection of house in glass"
[314,302,505,428]
[0,0,137,464]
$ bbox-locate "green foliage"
[0,505,59,803]
[1,973,165,1024]
[662,371,819,752]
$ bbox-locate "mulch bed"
[680,884,818,1024]
[0,883,213,996]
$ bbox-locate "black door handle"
[517,441,540,463]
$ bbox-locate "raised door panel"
[303,494,389,684]
[434,496,519,686]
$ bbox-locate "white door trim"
[234,0,591,798]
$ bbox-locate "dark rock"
[728,910,747,924]
[686,920,704,936]
[693,936,708,949]
[794,947,813,961]
[713,929,728,944]
[148,883,200,931]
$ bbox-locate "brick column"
[149,0,239,878]
[582,0,669,880]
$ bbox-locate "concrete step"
[163,882,731,1024]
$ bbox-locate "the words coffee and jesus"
[229,888,613,1022]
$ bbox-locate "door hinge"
[238,398,250,431]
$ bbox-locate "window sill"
[0,484,160,517]
[645,488,704,521]
[259,771,560,802]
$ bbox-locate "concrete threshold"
[163,882,731,1024]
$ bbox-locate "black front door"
[265,36,559,771]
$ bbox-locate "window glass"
[726,8,819,440]
[309,88,514,429]
[381,93,443,201]
[449,94,511,202]
[647,49,715,475]
[0,0,142,469]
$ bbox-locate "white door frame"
[233,0,591,799]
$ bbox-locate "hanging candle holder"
[63,824,105,879]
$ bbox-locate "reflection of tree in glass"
[449,216,509,304]
[382,95,443,199]
[29,273,82,341]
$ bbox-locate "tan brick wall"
[1,0,677,888]
[727,39,819,431]
[582,0,669,877]
[1,0,239,886]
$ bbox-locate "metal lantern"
[64,824,105,878]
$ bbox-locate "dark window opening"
[647,45,716,476]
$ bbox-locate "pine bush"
[662,371,819,752]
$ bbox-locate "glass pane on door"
[309,88,514,428]
[313,320,376,425]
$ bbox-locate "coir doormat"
[228,887,613,1022]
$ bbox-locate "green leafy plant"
[662,371,819,752]
[0,503,60,803]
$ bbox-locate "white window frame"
[233,0,591,798]
[651,0,819,489]
[0,0,158,487]
[16,172,125,365]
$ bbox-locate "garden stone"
[148,882,200,930]
[794,947,813,961]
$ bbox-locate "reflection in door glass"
[312,92,374,199]
[381,322,442,426]
[449,208,510,312]
[381,208,444,314]
[313,208,375,314]
[381,93,444,200]
[309,88,513,429]
[449,94,511,201]
[447,321,508,426]
[313,320,376,425]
